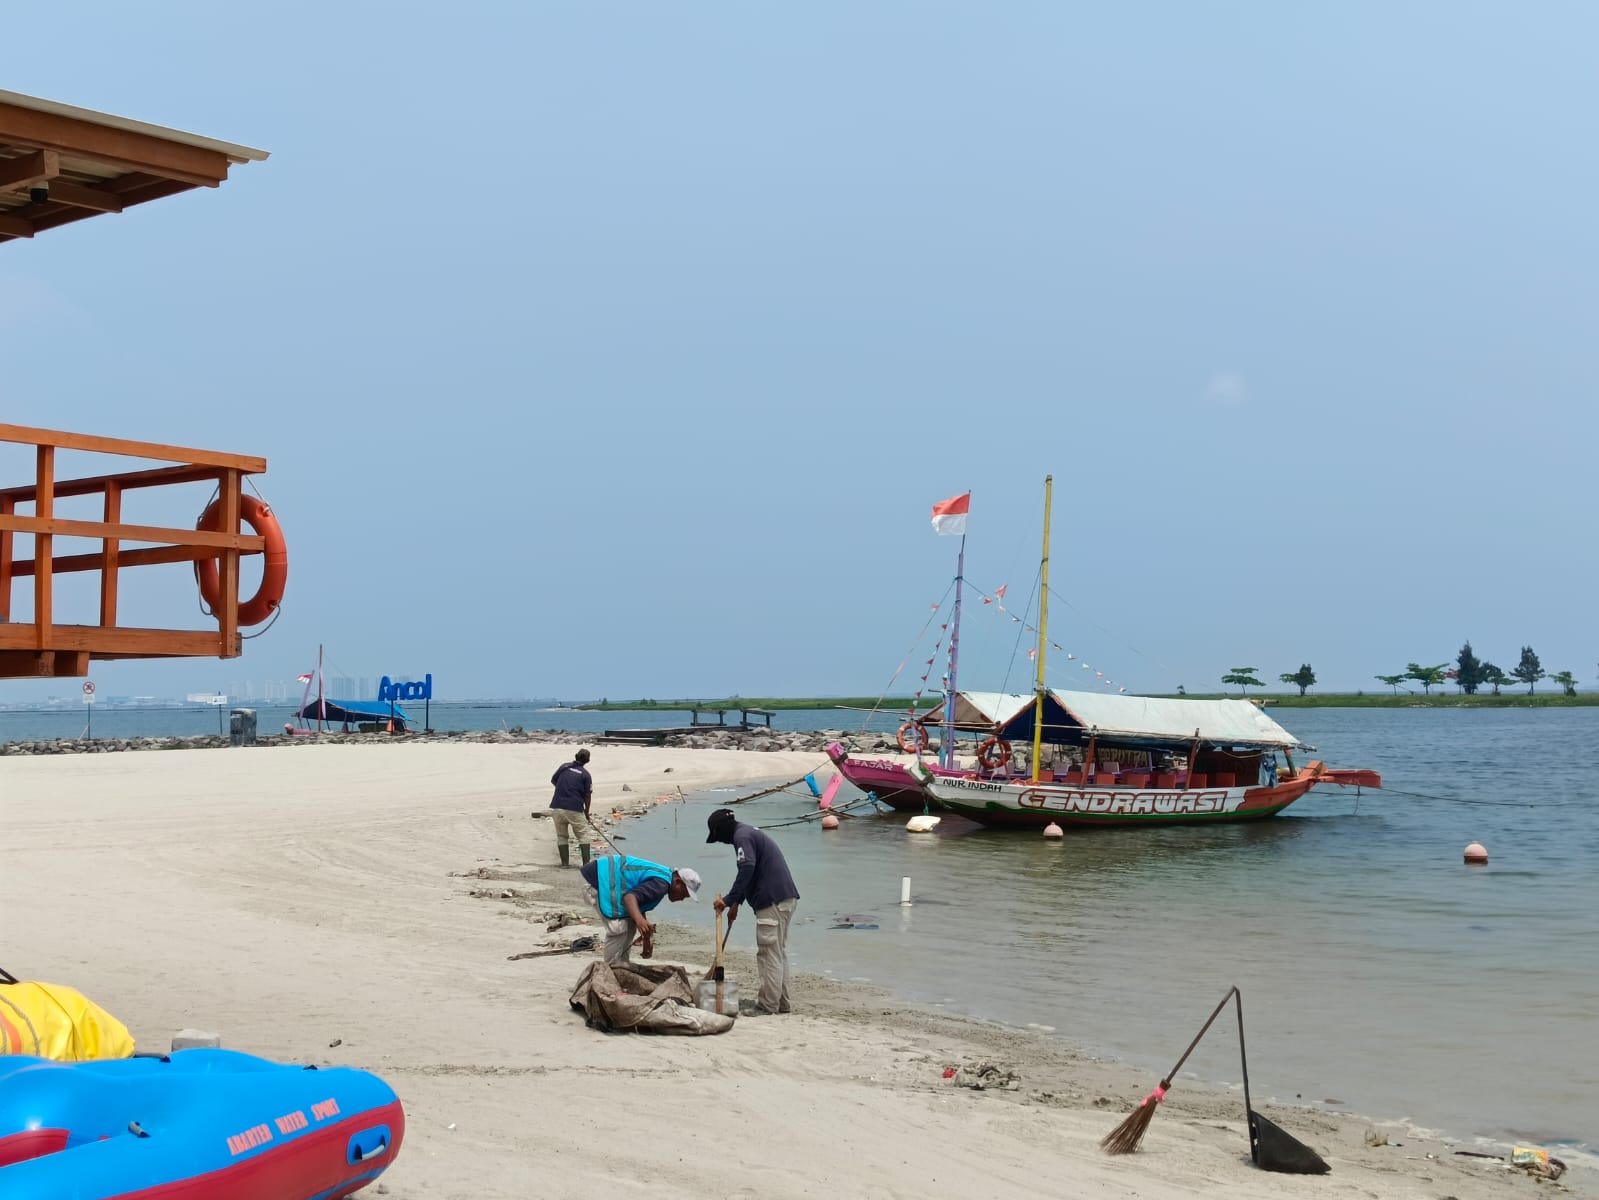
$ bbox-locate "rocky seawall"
[0,726,899,757]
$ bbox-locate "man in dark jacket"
[547,749,593,868]
[707,807,800,1014]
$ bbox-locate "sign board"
[187,693,229,706]
[378,673,433,703]
[83,681,96,704]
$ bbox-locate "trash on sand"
[1363,1129,1388,1147]
[946,1062,1020,1091]
[546,911,588,932]
[507,935,597,961]
[1511,1147,1567,1181]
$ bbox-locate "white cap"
[676,867,702,900]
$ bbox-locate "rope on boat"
[754,795,885,830]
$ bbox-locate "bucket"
[694,978,739,1016]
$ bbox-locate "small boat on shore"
[0,1048,404,1200]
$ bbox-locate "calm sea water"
[616,706,1599,1160]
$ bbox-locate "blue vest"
[594,856,674,919]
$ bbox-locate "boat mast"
[1030,476,1052,783]
[942,527,966,769]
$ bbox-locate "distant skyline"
[4,3,1596,702]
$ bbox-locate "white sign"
[83,681,96,703]
[187,693,229,706]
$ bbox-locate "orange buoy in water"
[821,814,840,830]
[1043,822,1064,839]
[1464,841,1488,864]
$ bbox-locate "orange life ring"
[195,494,288,626]
[896,722,930,755]
[977,737,1011,770]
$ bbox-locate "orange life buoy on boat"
[896,722,930,755]
[195,494,288,626]
[977,737,1012,770]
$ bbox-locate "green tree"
[1221,667,1263,695]
[1279,664,1316,696]
[1404,662,1449,694]
[1479,663,1508,696]
[1454,642,1482,695]
[1550,670,1578,697]
[1374,673,1408,694]
[1512,646,1544,694]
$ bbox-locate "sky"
[4,2,1597,703]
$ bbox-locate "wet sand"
[1,742,1582,1198]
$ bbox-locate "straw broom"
[1101,986,1239,1155]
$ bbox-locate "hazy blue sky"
[4,3,1595,702]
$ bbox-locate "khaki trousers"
[550,809,586,850]
[754,899,798,1013]
[584,886,636,964]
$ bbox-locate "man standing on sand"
[707,807,800,1015]
[547,748,593,868]
[579,855,702,963]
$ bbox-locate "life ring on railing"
[195,494,288,626]
[896,722,930,755]
[977,737,1012,770]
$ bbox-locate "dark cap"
[705,807,737,843]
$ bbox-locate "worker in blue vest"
[579,854,702,963]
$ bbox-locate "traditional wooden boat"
[0,1048,404,1199]
[914,476,1379,829]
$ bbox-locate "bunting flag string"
[963,581,1130,694]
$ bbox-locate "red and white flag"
[930,492,970,537]
[994,584,1007,600]
[296,673,314,683]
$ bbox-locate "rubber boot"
[557,842,570,869]
[579,843,592,866]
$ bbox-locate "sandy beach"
[1,741,1582,1199]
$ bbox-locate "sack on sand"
[0,975,136,1061]
[568,962,734,1036]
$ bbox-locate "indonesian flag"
[296,673,314,683]
[994,584,1007,600]
[930,492,970,536]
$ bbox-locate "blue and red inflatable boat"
[0,1048,404,1199]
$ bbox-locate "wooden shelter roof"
[0,89,268,245]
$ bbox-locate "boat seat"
[1121,771,1150,788]
[1188,772,1208,789]
[1151,771,1177,789]
[1212,772,1236,788]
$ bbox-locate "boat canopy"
[921,691,1082,743]
[1046,689,1304,749]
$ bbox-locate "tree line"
[1210,644,1579,697]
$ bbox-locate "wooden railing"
[0,423,268,679]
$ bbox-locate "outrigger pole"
[942,522,967,770]
[1030,475,1053,784]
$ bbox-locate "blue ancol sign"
[378,674,433,703]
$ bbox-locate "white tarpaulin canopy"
[1048,689,1305,748]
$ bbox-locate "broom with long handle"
[1101,985,1240,1155]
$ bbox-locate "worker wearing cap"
[580,854,702,963]
[706,808,800,1014]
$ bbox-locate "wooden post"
[0,495,12,622]
[99,482,121,627]
[34,445,53,649]
[218,469,240,657]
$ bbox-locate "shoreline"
[1,742,1582,1198]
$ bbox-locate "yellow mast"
[1030,475,1052,783]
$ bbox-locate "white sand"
[1,742,1580,1198]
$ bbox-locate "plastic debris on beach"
[945,1061,1021,1091]
[546,911,589,932]
[1511,1147,1567,1181]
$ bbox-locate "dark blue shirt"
[549,762,592,812]
[723,824,799,911]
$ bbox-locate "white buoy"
[906,814,941,833]
[1464,841,1488,865]
[900,877,912,906]
[1042,822,1064,839]
[820,813,840,830]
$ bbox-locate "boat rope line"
[754,794,886,829]
[961,575,1138,696]
[1376,784,1538,809]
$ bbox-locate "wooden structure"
[0,91,271,679]
[0,425,270,679]
[1,89,267,244]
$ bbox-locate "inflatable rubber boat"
[0,1048,404,1200]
